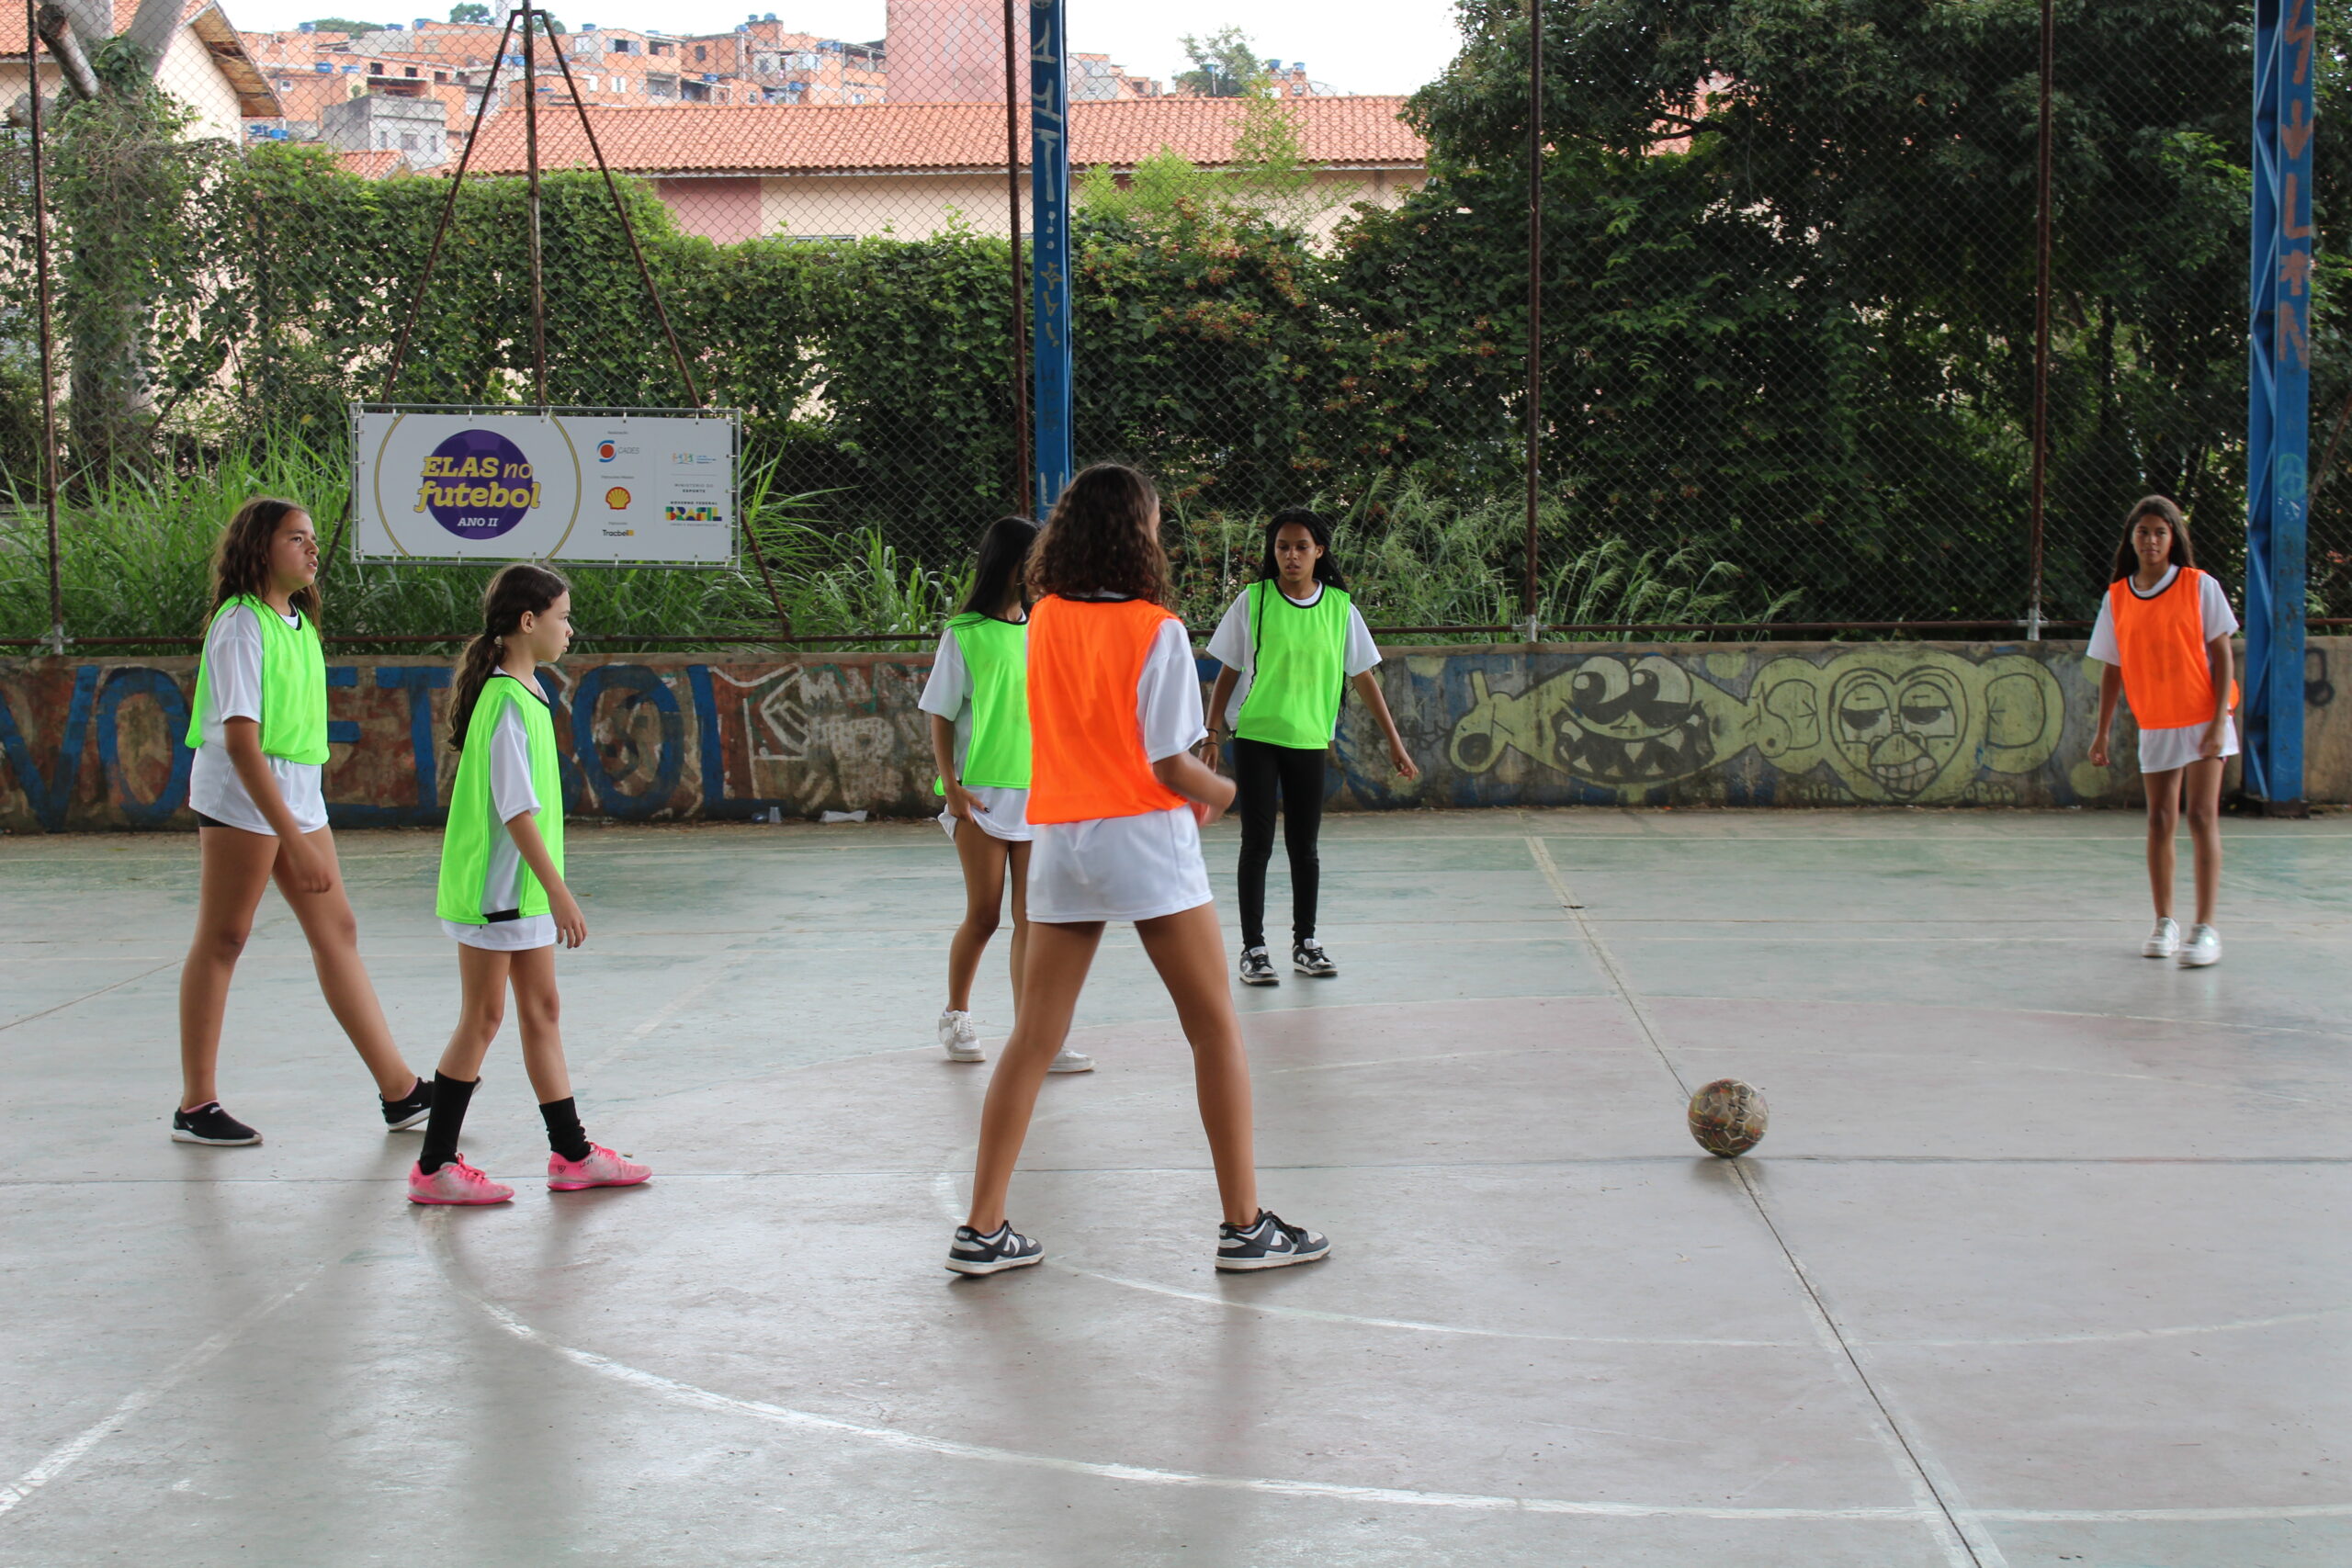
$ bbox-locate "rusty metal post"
[1003,0,1033,517]
[2026,0,2055,638]
[1522,0,1544,640]
[521,0,548,407]
[24,0,63,654]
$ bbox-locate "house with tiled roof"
[460,95,1427,244]
[3,0,277,143]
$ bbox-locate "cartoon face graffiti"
[1826,667,1964,799]
[1558,656,1713,781]
[1449,658,1733,785]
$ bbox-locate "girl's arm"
[2089,665,2122,770]
[1207,667,1238,739]
[2202,634,2235,760]
[505,809,586,948]
[222,719,332,889]
[1349,669,1419,779]
[1152,750,1238,827]
[928,712,981,820]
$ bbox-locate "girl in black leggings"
[1205,510,1418,986]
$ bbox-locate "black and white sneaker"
[1238,946,1279,987]
[1292,940,1338,977]
[946,1222,1045,1276]
[171,1101,261,1145]
[1216,1210,1330,1271]
[381,1077,434,1132]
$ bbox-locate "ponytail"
[447,562,570,750]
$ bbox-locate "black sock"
[538,1097,592,1163]
[417,1072,478,1175]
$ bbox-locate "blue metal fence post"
[2245,0,2314,811]
[1028,0,1074,513]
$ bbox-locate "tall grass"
[0,445,966,651]
[4,455,1786,652]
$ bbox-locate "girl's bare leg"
[507,945,572,1104]
[2181,755,2226,927]
[1136,901,1259,1226]
[177,825,281,1109]
[2143,766,2183,920]
[966,919,1102,1233]
[270,826,420,1100]
[438,945,512,1082]
[946,824,1012,1013]
[1007,840,1032,1015]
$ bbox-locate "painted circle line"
[417,1214,2352,1528]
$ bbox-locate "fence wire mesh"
[0,0,2342,649]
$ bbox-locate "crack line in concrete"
[1526,834,1995,1568]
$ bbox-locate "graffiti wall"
[1,642,2345,831]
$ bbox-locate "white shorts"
[189,747,328,836]
[1027,806,1214,925]
[441,915,558,951]
[936,784,1033,843]
[2137,716,2239,773]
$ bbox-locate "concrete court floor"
[0,809,2346,1568]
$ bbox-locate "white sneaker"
[2142,917,2181,958]
[938,1009,984,1063]
[2177,924,2222,968]
[1047,1046,1095,1074]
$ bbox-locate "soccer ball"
[1688,1079,1768,1157]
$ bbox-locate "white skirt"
[2137,716,2240,773]
[935,784,1033,843]
[1027,806,1213,924]
[441,915,558,951]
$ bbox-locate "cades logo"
[597,441,616,462]
[413,429,538,539]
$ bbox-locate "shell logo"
[605,487,631,510]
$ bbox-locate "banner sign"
[349,405,740,565]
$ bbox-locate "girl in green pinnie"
[920,516,1091,1072]
[173,497,432,1147]
[407,564,650,1205]
[1206,508,1418,987]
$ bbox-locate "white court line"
[577,953,744,1074]
[416,1207,2349,1532]
[0,1266,324,1519]
[413,1211,1920,1525]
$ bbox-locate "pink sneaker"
[548,1145,651,1191]
[407,1156,514,1205]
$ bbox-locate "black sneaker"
[1293,940,1338,977]
[172,1102,261,1145]
[1238,946,1279,987]
[946,1222,1045,1276]
[1216,1209,1329,1271]
[381,1076,434,1132]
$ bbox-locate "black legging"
[1234,737,1326,951]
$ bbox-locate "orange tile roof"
[336,148,405,178]
[460,96,1424,177]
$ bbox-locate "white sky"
[226,1,1469,97]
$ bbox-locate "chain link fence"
[0,0,2339,649]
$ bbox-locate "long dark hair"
[2109,495,2197,582]
[1026,463,1170,605]
[448,562,570,749]
[209,496,321,620]
[961,515,1039,617]
[1256,506,1346,590]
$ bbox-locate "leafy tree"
[300,17,388,32]
[447,4,491,22]
[1174,27,1263,98]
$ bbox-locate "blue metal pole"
[2245,0,2313,810]
[1028,0,1073,514]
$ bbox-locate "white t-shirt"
[2087,567,2242,773]
[917,625,1032,843]
[188,602,330,836]
[441,676,558,950]
[1204,582,1382,736]
[1027,616,1214,924]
